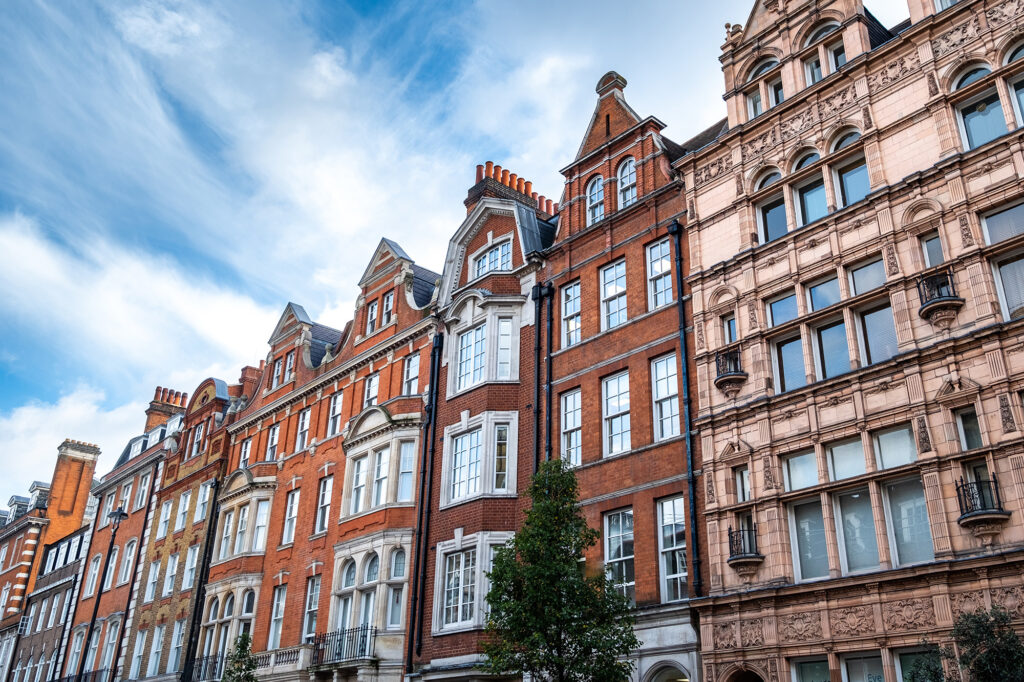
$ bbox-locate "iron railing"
[715,350,745,379]
[956,477,1004,517]
[918,269,960,307]
[311,625,376,665]
[728,526,759,559]
[54,669,110,682]
[193,654,225,682]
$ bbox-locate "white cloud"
[0,386,144,502]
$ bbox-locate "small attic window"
[756,170,782,190]
[747,59,779,82]
[474,240,512,278]
[954,67,991,90]
[805,22,840,47]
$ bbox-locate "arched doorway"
[726,671,764,682]
[649,666,693,682]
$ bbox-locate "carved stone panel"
[993,585,1024,617]
[883,598,935,631]
[931,17,981,59]
[867,52,922,92]
[951,590,986,617]
[830,606,875,637]
[1000,394,1017,433]
[778,612,823,642]
[713,622,738,649]
[695,155,734,187]
[987,0,1024,27]
[741,618,765,647]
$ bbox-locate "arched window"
[390,549,406,579]
[617,158,637,209]
[102,546,119,590]
[119,540,136,584]
[207,597,220,622]
[1008,43,1024,64]
[954,66,992,90]
[364,553,379,583]
[223,593,235,618]
[85,556,101,596]
[794,151,821,170]
[242,590,255,615]
[805,22,840,47]
[342,561,356,588]
[832,130,861,151]
[747,58,779,82]
[756,170,782,190]
[587,176,604,225]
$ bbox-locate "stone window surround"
[945,58,1024,152]
[211,491,273,565]
[443,295,523,399]
[468,233,514,282]
[331,530,411,634]
[430,529,513,636]
[199,578,260,657]
[340,418,420,521]
[438,410,519,510]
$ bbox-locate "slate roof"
[515,202,558,256]
[678,118,730,158]
[381,238,411,261]
[309,322,344,367]
[410,264,441,308]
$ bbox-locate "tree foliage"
[480,458,641,682]
[220,633,258,682]
[904,606,1024,681]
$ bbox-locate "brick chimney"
[145,386,188,432]
[465,162,557,218]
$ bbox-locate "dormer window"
[382,291,394,326]
[366,300,378,335]
[474,241,512,278]
[587,176,605,225]
[617,158,637,208]
[271,358,283,390]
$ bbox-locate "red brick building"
[63,389,186,682]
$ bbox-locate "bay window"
[456,324,487,391]
[442,412,518,507]
[219,510,233,559]
[252,500,269,550]
[450,431,480,501]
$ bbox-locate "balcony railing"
[917,269,964,325]
[714,350,748,397]
[728,526,760,560]
[194,654,225,682]
[956,477,1005,518]
[310,626,377,666]
[54,669,110,682]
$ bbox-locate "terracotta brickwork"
[682,0,1024,680]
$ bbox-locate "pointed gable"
[737,0,782,44]
[360,238,412,288]
[575,71,643,160]
[268,302,312,345]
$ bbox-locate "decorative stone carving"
[959,214,975,247]
[951,590,986,617]
[741,618,765,647]
[713,622,738,649]
[736,172,744,196]
[885,243,900,275]
[817,85,857,120]
[781,107,817,141]
[931,17,981,59]
[987,0,1024,27]
[695,155,734,187]
[928,73,939,97]
[748,302,759,330]
[994,585,1024,617]
[742,127,780,161]
[706,474,717,504]
[695,321,705,350]
[763,454,779,490]
[778,612,822,642]
[704,662,715,682]
[830,606,875,637]
[883,598,935,631]
[916,416,932,452]
[867,52,922,92]
[1000,394,1017,433]
[863,106,873,130]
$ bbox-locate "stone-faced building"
[0,440,100,682]
[125,378,240,682]
[9,525,90,682]
[208,242,438,682]
[680,0,1024,680]
[63,389,186,682]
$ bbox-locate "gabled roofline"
[561,115,667,175]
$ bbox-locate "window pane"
[876,426,916,469]
[922,234,943,267]
[796,661,830,682]
[809,277,840,310]
[986,203,1024,244]
[832,43,846,67]
[793,500,829,580]
[769,294,798,326]
[784,451,817,490]
[838,160,869,206]
[798,179,827,225]
[723,315,736,344]
[999,255,1024,319]
[777,337,807,392]
[761,197,788,242]
[961,93,1006,149]
[887,479,933,566]
[838,491,879,572]
[845,656,884,682]
[748,91,762,118]
[806,57,822,84]
[862,305,897,364]
[828,439,865,480]
[958,409,983,450]
[771,79,784,105]
[817,320,851,378]
[850,260,885,294]
[1017,83,1024,128]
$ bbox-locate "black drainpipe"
[666,218,702,598]
[180,475,222,682]
[409,329,442,659]
[531,284,544,473]
[542,284,554,461]
[411,328,443,661]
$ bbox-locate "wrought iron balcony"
[194,654,225,682]
[714,349,748,397]
[917,269,964,327]
[310,625,376,667]
[727,524,764,581]
[955,477,1011,544]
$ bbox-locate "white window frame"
[118,540,136,585]
[881,477,934,568]
[195,481,211,523]
[183,545,199,590]
[295,408,311,451]
[657,496,687,603]
[239,438,252,468]
[381,291,394,326]
[604,508,635,601]
[162,553,178,597]
[363,373,379,408]
[266,424,280,461]
[833,488,881,575]
[561,280,581,347]
[327,393,344,436]
[253,499,270,551]
[272,358,283,390]
[586,176,604,225]
[283,490,299,544]
[189,422,205,458]
[219,510,233,560]
[561,389,582,467]
[472,239,513,279]
[156,501,171,539]
[174,491,190,532]
[268,586,286,650]
[651,354,680,441]
[147,624,164,678]
[350,457,367,515]
[372,448,390,507]
[431,531,512,635]
[144,561,159,603]
[647,238,673,310]
[440,411,519,509]
[366,300,378,335]
[315,476,333,534]
[617,157,637,208]
[602,371,631,457]
[447,302,522,396]
[600,260,628,330]
[402,353,420,395]
[397,441,416,503]
[134,473,150,510]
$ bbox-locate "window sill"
[432,622,485,637]
[447,379,520,400]
[439,491,518,512]
[308,531,327,541]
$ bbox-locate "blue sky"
[0,0,909,498]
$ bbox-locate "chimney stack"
[145,385,188,432]
[465,161,554,217]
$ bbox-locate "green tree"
[904,606,1024,681]
[220,633,258,682]
[480,458,641,682]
